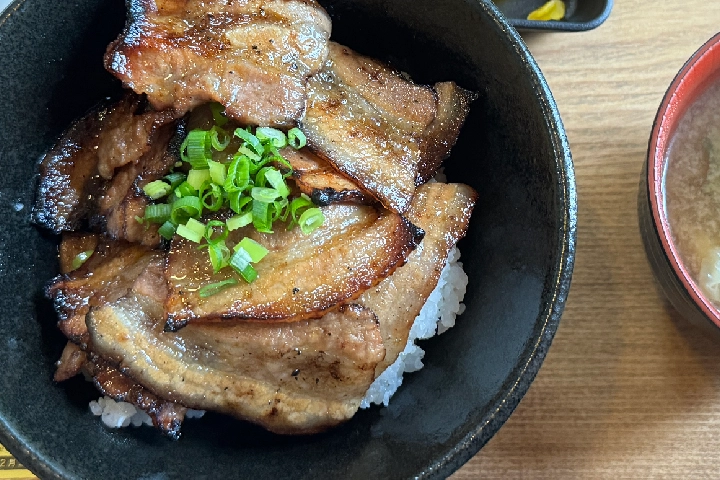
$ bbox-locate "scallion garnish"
[171,196,203,225]
[137,114,326,294]
[164,172,187,189]
[298,207,325,235]
[143,180,172,200]
[256,127,287,148]
[235,238,269,263]
[176,218,206,243]
[210,126,230,151]
[287,128,306,150]
[229,247,258,283]
[187,169,211,192]
[71,249,94,271]
[143,203,172,224]
[158,221,176,240]
[198,278,237,298]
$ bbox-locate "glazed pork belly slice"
[91,118,185,246]
[54,342,88,382]
[51,247,188,438]
[358,182,477,374]
[105,0,332,127]
[46,239,158,345]
[87,293,385,435]
[84,181,475,436]
[280,147,373,206]
[300,42,474,214]
[33,92,177,237]
[85,355,189,439]
[52,246,384,436]
[415,82,475,183]
[164,203,423,330]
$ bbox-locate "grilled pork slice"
[33,93,176,235]
[58,233,100,274]
[164,203,423,330]
[300,43,474,214]
[416,83,475,183]
[92,119,185,246]
[86,354,189,439]
[46,241,157,345]
[55,182,475,437]
[54,342,88,382]
[359,182,477,374]
[87,294,385,435]
[105,0,332,127]
[280,147,373,206]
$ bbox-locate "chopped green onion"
[229,247,258,283]
[227,212,253,231]
[251,187,281,203]
[256,127,287,148]
[71,250,94,270]
[187,169,211,192]
[207,240,231,272]
[236,238,269,263]
[238,145,262,162]
[288,128,306,149]
[143,203,172,224]
[252,200,273,233]
[164,172,187,189]
[158,221,176,240]
[229,191,252,215]
[171,196,202,225]
[224,154,251,192]
[154,121,326,283]
[177,223,204,243]
[209,102,229,127]
[143,180,172,200]
[288,194,314,229]
[201,184,223,212]
[176,217,206,244]
[298,207,325,235]
[174,181,197,198]
[186,218,206,236]
[182,129,212,169]
[199,278,237,298]
[263,168,290,197]
[234,128,264,156]
[273,197,289,222]
[208,160,227,185]
[210,126,230,151]
[205,220,229,245]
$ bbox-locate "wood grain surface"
[453,1,720,478]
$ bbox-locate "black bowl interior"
[0,0,575,478]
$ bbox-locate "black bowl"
[0,0,576,478]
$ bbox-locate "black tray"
[493,0,613,31]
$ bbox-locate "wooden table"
[454,1,720,478]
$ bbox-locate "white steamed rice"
[360,245,467,408]
[89,246,467,427]
[89,396,205,429]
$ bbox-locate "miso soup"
[665,78,720,305]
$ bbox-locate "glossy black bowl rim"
[0,0,576,478]
[508,0,613,32]
[423,3,576,476]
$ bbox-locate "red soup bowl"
[641,32,720,333]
